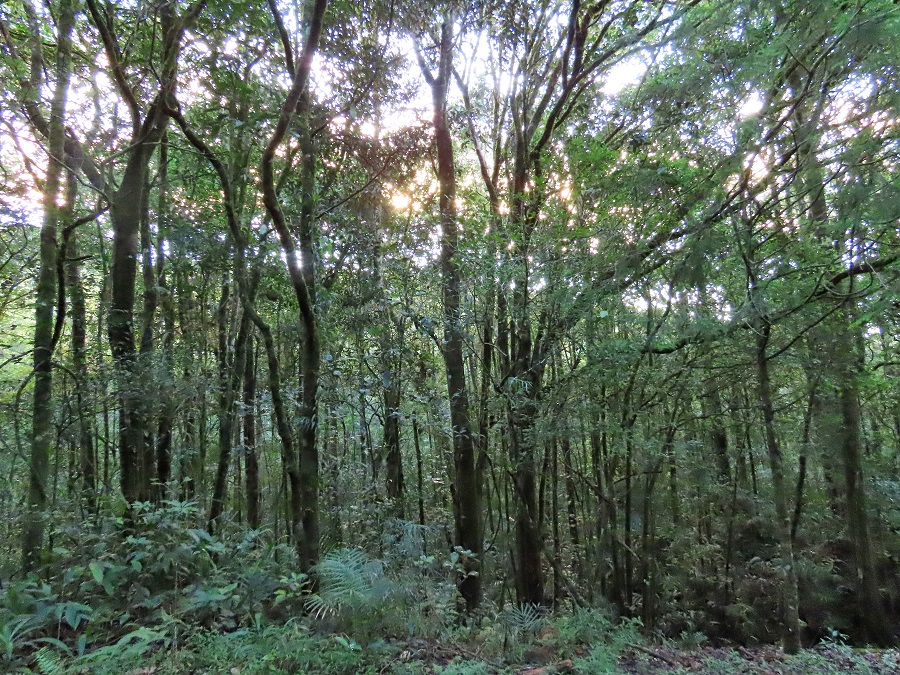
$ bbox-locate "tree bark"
[209,290,252,527]
[84,0,195,507]
[417,16,482,612]
[22,0,75,572]
[828,314,893,644]
[260,0,328,573]
[244,336,260,530]
[756,320,801,655]
[155,228,175,498]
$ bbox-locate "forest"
[1,0,899,672]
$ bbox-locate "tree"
[416,11,482,612]
[260,0,329,573]
[21,0,76,572]
[84,0,207,507]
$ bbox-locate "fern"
[500,603,546,633]
[306,548,390,619]
[34,646,63,675]
[383,519,430,558]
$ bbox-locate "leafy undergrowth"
[7,606,898,675]
[3,506,898,674]
[617,645,900,674]
[23,622,900,675]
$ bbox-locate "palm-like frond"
[306,548,391,619]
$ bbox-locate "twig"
[626,644,679,667]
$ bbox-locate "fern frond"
[308,548,386,617]
[501,603,547,632]
[306,593,335,620]
[34,645,64,675]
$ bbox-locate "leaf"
[31,637,71,653]
[88,562,104,585]
[334,634,360,651]
[63,603,92,630]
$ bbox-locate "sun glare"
[391,193,410,210]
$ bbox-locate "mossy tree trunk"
[22,0,76,572]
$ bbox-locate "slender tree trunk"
[156,285,175,497]
[504,252,545,606]
[384,377,404,510]
[155,134,175,499]
[256,314,301,539]
[23,0,75,572]
[756,320,801,654]
[109,145,154,506]
[561,433,582,581]
[641,462,660,629]
[209,300,251,527]
[295,102,321,572]
[244,337,260,530]
[623,423,635,611]
[832,315,893,644]
[93,0,188,508]
[380,287,404,510]
[703,383,731,483]
[260,0,327,573]
[63,172,96,513]
[551,438,561,607]
[414,418,426,529]
[178,270,200,500]
[418,17,482,611]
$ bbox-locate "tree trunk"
[756,321,801,654]
[561,433,582,582]
[22,0,75,572]
[155,246,175,498]
[384,375,404,510]
[209,297,251,527]
[830,315,893,644]
[91,0,188,508]
[508,391,545,605]
[414,418,426,528]
[260,0,328,573]
[244,336,260,530]
[63,171,96,513]
[418,17,482,611]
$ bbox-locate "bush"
[0,501,298,669]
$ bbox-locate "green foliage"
[2,0,900,668]
[79,622,386,675]
[71,627,172,674]
[305,542,464,643]
[547,607,621,656]
[0,580,77,670]
[33,646,64,675]
[556,611,642,674]
[499,603,546,634]
[0,502,298,668]
[308,547,393,620]
[432,659,494,675]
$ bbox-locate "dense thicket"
[1,0,898,664]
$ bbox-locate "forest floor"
[403,642,900,674]
[613,644,900,674]
[39,632,900,674]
